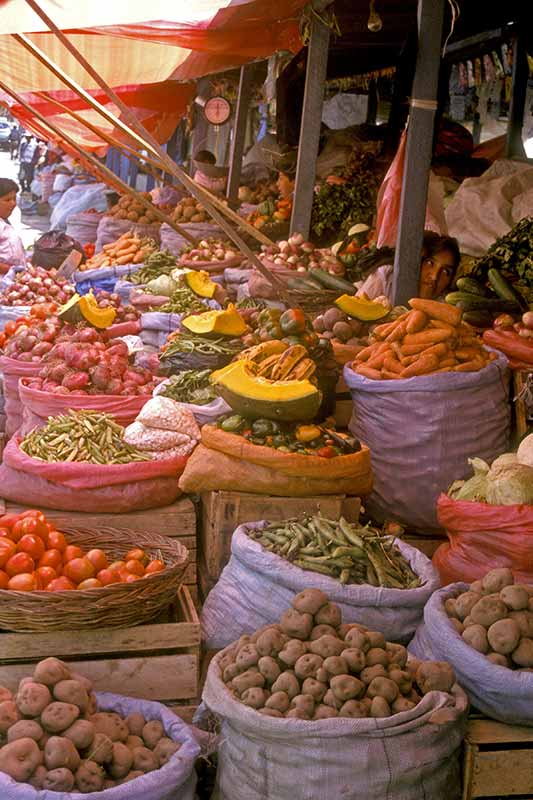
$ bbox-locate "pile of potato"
[220,589,456,720]
[108,194,160,225]
[0,658,180,792]
[445,568,533,669]
[172,197,209,224]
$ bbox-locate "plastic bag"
[65,210,103,244]
[0,356,42,438]
[202,522,440,648]
[159,222,224,257]
[202,649,468,800]
[124,421,193,452]
[18,379,150,435]
[0,305,30,332]
[154,380,231,426]
[344,355,511,531]
[53,173,73,193]
[31,230,85,269]
[0,692,199,800]
[96,216,160,252]
[50,182,108,230]
[73,263,140,295]
[410,583,533,726]
[431,493,533,585]
[0,436,185,512]
[137,396,200,435]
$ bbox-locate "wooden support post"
[391,0,445,306]
[506,34,528,159]
[227,64,254,205]
[366,78,378,125]
[290,14,330,238]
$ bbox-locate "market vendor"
[0,178,26,275]
[356,231,460,301]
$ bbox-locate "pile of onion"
[0,267,75,307]
[260,233,343,275]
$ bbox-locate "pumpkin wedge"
[182,304,247,337]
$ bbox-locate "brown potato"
[366,631,386,649]
[500,585,529,611]
[310,624,338,641]
[343,629,370,652]
[323,656,349,676]
[341,648,366,673]
[223,664,240,683]
[338,700,369,718]
[370,697,391,717]
[482,568,514,594]
[444,598,459,619]
[132,746,159,773]
[462,624,489,654]
[69,672,93,695]
[280,609,313,640]
[450,618,464,635]
[75,760,105,793]
[232,670,265,694]
[53,680,89,713]
[16,682,52,717]
[415,662,455,694]
[314,704,338,719]
[41,702,80,733]
[511,638,533,668]
[386,644,408,668]
[7,719,43,743]
[258,656,281,684]
[43,767,75,791]
[34,658,71,687]
[0,738,42,781]
[338,623,367,638]
[308,635,345,659]
[330,675,364,702]
[89,733,114,765]
[0,687,12,703]
[109,742,134,779]
[286,708,311,720]
[241,688,268,709]
[388,669,413,695]
[323,689,342,710]
[236,644,260,670]
[154,737,181,766]
[314,603,342,628]
[90,712,129,743]
[255,629,287,656]
[509,611,533,638]
[271,671,300,700]
[470,596,509,628]
[44,736,81,771]
[294,654,323,680]
[28,764,47,789]
[365,648,389,667]
[292,589,328,616]
[366,677,399,704]
[360,665,388,685]
[63,719,95,751]
[142,720,164,749]
[258,708,283,718]
[470,580,484,595]
[278,639,307,667]
[392,697,417,714]
[0,700,20,733]
[290,694,315,717]
[454,591,482,621]
[126,735,144,751]
[301,678,327,701]
[265,691,290,713]
[487,619,521,655]
[486,652,511,668]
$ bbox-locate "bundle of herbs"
[473,217,533,304]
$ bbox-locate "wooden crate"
[199,490,361,596]
[0,585,200,713]
[404,532,444,559]
[463,717,533,799]
[0,499,198,605]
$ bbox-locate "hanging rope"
[442,0,461,56]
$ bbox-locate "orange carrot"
[382,370,401,380]
[439,358,458,368]
[455,346,483,361]
[355,342,390,362]
[355,365,382,380]
[454,358,485,372]
[409,298,462,326]
[400,353,439,378]
[383,356,403,374]
[372,320,398,340]
[422,342,449,360]
[403,329,452,346]
[400,355,418,367]
[434,367,453,373]
[405,309,428,334]
[366,348,391,370]
[429,319,457,334]
[401,342,434,356]
[385,320,409,342]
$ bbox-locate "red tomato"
[0,514,22,530]
[0,527,12,540]
[0,539,16,568]
[46,530,67,552]
[63,557,95,584]
[315,446,337,459]
[20,510,47,523]
[77,578,103,590]
[64,545,84,562]
[12,517,47,541]
[124,573,140,583]
[108,560,126,574]
[5,552,35,577]
[86,549,108,573]
[38,549,63,570]
[97,568,120,586]
[145,560,165,575]
[0,570,9,589]
[17,534,45,561]
[7,573,36,591]
[125,548,149,566]
[4,321,17,336]
[47,577,76,592]
[35,566,57,588]
[125,559,145,577]
[7,521,25,543]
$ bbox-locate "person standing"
[18,135,39,192]
[8,124,20,160]
[0,178,26,274]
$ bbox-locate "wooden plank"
[470,750,533,797]
[467,718,533,746]
[290,14,330,239]
[404,535,443,559]
[391,0,446,306]
[167,703,198,724]
[0,654,198,701]
[226,64,254,205]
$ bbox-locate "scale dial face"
[204,96,231,125]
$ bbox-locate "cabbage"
[448,458,489,501]
[485,462,533,505]
[146,275,178,297]
[517,434,533,468]
[491,453,518,469]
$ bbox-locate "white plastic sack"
[344,354,511,532]
[153,380,231,426]
[446,160,533,255]
[0,691,200,799]
[0,266,26,293]
[0,304,31,331]
[115,278,141,303]
[53,173,73,193]
[201,522,440,649]
[50,183,108,230]
[140,311,183,334]
[202,649,468,800]
[410,583,533,726]
[66,211,103,244]
[159,222,224,257]
[73,263,140,286]
[141,329,168,348]
[96,216,160,252]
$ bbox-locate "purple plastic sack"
[343,354,511,532]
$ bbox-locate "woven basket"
[0,526,188,633]
[284,288,339,315]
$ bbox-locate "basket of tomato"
[0,509,188,632]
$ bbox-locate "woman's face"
[418,248,456,299]
[0,190,17,221]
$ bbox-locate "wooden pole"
[0,80,199,244]
[391,0,445,306]
[290,14,330,238]
[505,33,528,159]
[226,64,254,205]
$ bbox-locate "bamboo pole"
[0,80,199,245]
[18,1,286,297]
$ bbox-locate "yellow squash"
[182,304,247,337]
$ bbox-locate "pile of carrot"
[351,298,496,380]
[79,231,157,271]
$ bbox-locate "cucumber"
[455,277,489,297]
[287,277,323,291]
[487,268,526,310]
[308,267,357,294]
[445,292,517,312]
[462,310,494,328]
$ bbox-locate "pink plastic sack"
[0,436,186,512]
[0,356,42,439]
[19,379,150,435]
[433,493,533,585]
